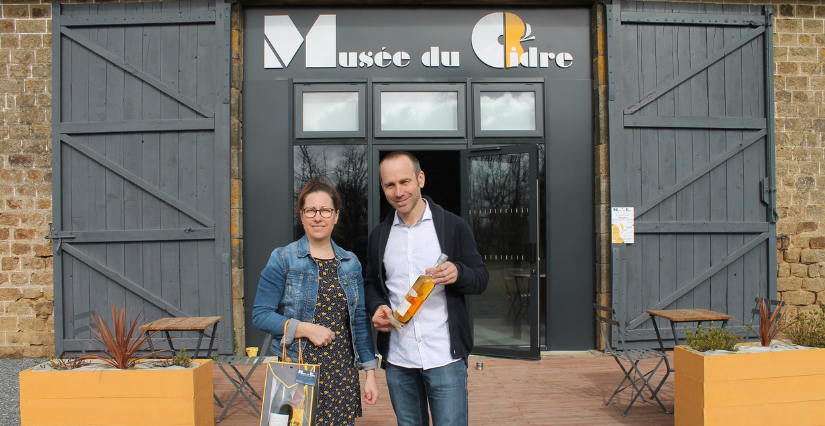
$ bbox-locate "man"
[364,151,489,426]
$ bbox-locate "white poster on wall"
[611,207,634,244]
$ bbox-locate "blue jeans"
[385,360,468,426]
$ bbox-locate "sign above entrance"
[263,12,574,71]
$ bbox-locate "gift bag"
[260,321,320,426]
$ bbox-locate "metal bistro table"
[646,309,734,354]
[140,316,221,358]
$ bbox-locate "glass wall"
[292,82,547,349]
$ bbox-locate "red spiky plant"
[85,304,166,369]
[756,296,785,346]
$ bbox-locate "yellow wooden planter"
[674,346,825,426]
[19,359,214,426]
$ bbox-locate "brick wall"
[772,2,825,317]
[230,5,245,355]
[0,2,53,358]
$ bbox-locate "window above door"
[293,81,546,142]
[473,83,544,138]
[373,83,467,138]
[294,83,366,139]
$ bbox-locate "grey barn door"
[51,1,233,355]
[606,1,776,347]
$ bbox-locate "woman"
[252,180,379,425]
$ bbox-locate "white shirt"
[384,200,454,370]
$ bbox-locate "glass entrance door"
[461,145,540,359]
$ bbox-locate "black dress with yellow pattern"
[303,258,362,426]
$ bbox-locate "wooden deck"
[213,351,674,426]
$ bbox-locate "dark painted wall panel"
[242,6,595,350]
[242,80,293,349]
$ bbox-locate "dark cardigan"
[363,196,489,367]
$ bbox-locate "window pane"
[302,92,359,132]
[293,145,368,264]
[380,92,458,131]
[467,152,532,348]
[479,92,536,131]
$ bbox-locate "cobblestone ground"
[0,358,44,426]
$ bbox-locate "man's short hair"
[380,151,422,178]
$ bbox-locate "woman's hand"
[363,370,379,405]
[295,322,336,347]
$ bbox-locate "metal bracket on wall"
[777,234,789,253]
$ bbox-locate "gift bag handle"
[282,319,303,363]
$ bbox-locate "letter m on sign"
[264,15,336,69]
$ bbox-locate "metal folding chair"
[594,304,670,416]
[215,334,274,422]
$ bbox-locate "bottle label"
[396,299,412,316]
[269,413,289,426]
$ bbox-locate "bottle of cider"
[269,402,291,426]
[390,253,449,329]
[268,386,293,426]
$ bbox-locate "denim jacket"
[252,235,378,370]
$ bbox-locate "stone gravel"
[0,358,46,426]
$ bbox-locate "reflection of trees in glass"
[468,154,528,266]
[333,145,368,254]
[293,145,368,255]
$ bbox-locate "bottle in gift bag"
[269,402,292,426]
[390,253,449,329]
[269,385,293,426]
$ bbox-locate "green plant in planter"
[172,348,193,367]
[783,305,825,348]
[152,348,193,368]
[684,322,742,352]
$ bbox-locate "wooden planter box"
[674,346,825,426]
[19,359,214,426]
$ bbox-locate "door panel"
[462,145,540,359]
[606,1,775,347]
[51,1,233,355]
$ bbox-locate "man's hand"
[429,261,458,286]
[372,305,394,332]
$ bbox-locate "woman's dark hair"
[296,180,341,212]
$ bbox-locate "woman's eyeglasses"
[301,207,335,218]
